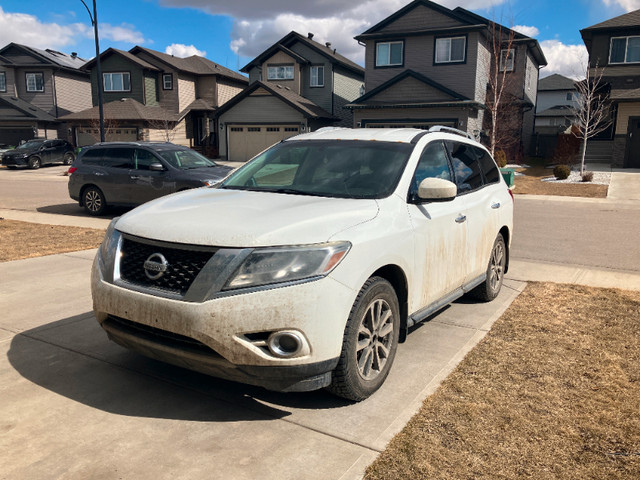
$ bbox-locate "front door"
[625,116,640,168]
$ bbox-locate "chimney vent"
[325,42,331,48]
[71,52,77,58]
[308,32,314,40]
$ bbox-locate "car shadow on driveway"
[37,204,126,219]
[7,314,351,423]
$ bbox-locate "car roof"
[287,126,478,145]
[85,141,181,150]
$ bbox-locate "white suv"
[92,127,513,401]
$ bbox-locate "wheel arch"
[79,183,105,206]
[370,264,409,343]
[499,226,510,274]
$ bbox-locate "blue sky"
[0,0,638,78]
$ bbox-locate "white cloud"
[160,0,506,62]
[603,0,640,12]
[540,40,589,80]
[0,6,144,52]
[513,25,539,38]
[165,44,207,57]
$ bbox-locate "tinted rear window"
[102,148,133,168]
[446,141,483,193]
[80,149,104,165]
[475,147,501,184]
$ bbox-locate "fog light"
[268,331,303,358]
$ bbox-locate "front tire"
[83,186,107,216]
[469,234,506,302]
[328,277,400,401]
[28,156,41,169]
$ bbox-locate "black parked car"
[68,142,233,216]
[1,139,75,169]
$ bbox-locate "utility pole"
[81,0,105,142]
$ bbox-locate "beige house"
[0,43,91,146]
[62,47,248,156]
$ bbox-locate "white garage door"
[76,127,138,146]
[228,125,300,162]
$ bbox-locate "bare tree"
[571,64,612,175]
[88,116,120,143]
[484,20,518,159]
[147,110,177,143]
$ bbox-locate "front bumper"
[92,253,356,392]
[1,156,27,166]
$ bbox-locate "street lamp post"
[80,0,105,142]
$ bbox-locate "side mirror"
[149,162,165,172]
[417,177,457,202]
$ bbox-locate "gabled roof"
[350,69,470,105]
[0,43,87,72]
[538,74,576,91]
[0,94,57,122]
[241,44,309,73]
[536,105,575,117]
[241,31,364,76]
[128,47,248,83]
[216,81,336,120]
[83,48,160,71]
[59,98,178,122]
[582,9,640,32]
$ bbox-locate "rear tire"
[468,234,506,302]
[83,186,107,216]
[327,277,400,401]
[28,156,41,169]
[63,152,74,165]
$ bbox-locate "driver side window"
[410,141,453,197]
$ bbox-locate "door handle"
[491,202,501,209]
[455,215,467,224]
[130,175,140,180]
[94,172,105,176]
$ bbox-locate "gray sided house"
[347,0,546,161]
[581,9,640,168]
[62,47,248,156]
[218,31,364,161]
[0,43,91,146]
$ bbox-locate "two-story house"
[61,46,248,155]
[216,31,364,161]
[581,9,640,168]
[346,0,546,161]
[0,43,91,146]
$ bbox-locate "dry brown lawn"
[366,283,640,480]
[513,164,608,198]
[0,218,105,262]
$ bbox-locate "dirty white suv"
[92,127,513,401]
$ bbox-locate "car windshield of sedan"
[158,149,218,169]
[220,140,413,199]
[15,140,44,150]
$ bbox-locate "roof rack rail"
[428,125,474,140]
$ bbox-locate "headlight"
[224,242,351,290]
[98,217,122,280]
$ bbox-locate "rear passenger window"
[446,141,483,193]
[103,148,132,169]
[474,147,500,184]
[80,149,103,165]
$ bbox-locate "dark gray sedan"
[68,142,233,215]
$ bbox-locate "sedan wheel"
[28,157,41,169]
[63,152,74,165]
[469,234,506,302]
[83,187,106,216]
[328,276,400,401]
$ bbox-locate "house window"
[248,127,261,132]
[500,49,515,72]
[267,65,294,80]
[0,72,5,92]
[375,41,403,67]
[103,72,131,92]
[310,66,324,87]
[26,73,44,92]
[610,36,640,64]
[435,37,466,64]
[162,74,173,90]
[566,92,573,101]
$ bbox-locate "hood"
[115,187,379,247]
[174,165,233,181]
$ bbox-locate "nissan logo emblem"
[143,253,169,280]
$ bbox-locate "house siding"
[144,72,158,106]
[262,51,301,94]
[378,4,462,32]
[0,67,17,96]
[178,76,196,112]
[54,71,92,115]
[475,40,491,105]
[217,78,245,106]
[15,68,56,116]
[93,56,145,105]
[353,106,469,127]
[333,67,364,127]
[615,101,640,134]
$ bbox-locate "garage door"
[76,127,138,146]
[228,125,300,162]
[0,127,34,147]
[364,121,456,129]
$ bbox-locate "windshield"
[16,140,44,150]
[158,149,218,169]
[220,140,413,199]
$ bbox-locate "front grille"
[119,237,216,295]
[104,315,221,357]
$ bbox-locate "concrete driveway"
[0,248,524,479]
